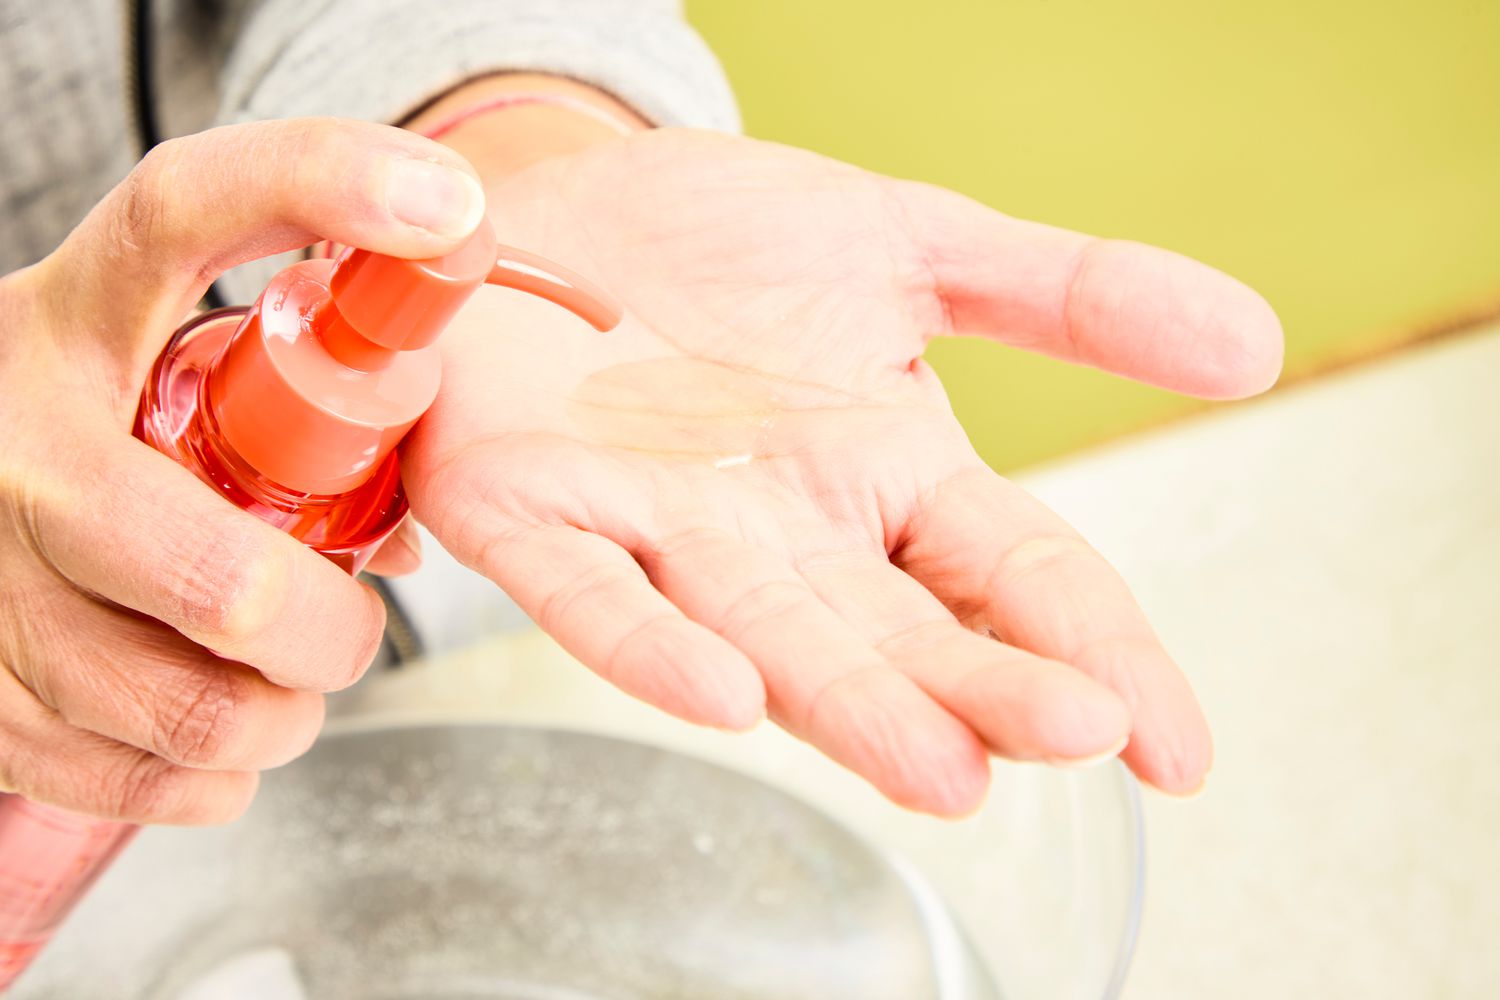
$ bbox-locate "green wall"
[686,1,1500,470]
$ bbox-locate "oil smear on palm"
[568,356,865,470]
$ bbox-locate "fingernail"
[386,159,486,239]
[385,531,423,573]
[1049,735,1130,770]
[1179,776,1209,799]
[714,705,766,734]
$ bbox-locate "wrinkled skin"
[0,120,481,823]
[409,129,1284,814]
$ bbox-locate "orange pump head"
[209,219,621,495]
[323,217,621,362]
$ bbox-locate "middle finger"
[799,552,1131,766]
[640,527,990,816]
[12,589,324,772]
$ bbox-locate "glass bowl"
[12,716,1141,999]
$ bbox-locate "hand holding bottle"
[0,119,486,824]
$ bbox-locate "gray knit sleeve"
[211,0,740,131]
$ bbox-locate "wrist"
[404,74,647,193]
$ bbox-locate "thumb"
[42,117,485,381]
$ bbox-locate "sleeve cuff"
[215,0,741,132]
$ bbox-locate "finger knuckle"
[805,670,927,788]
[284,115,357,153]
[600,611,677,683]
[276,117,366,201]
[719,579,806,643]
[885,183,956,333]
[155,669,248,768]
[2,462,73,570]
[168,525,284,653]
[651,526,722,562]
[992,532,1098,586]
[111,140,181,253]
[536,562,627,634]
[277,117,332,167]
[110,753,192,823]
[0,261,50,338]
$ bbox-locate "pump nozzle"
[209,218,620,495]
[488,247,622,333]
[327,219,620,360]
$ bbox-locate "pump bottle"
[0,220,620,987]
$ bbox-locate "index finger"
[32,432,385,693]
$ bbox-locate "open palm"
[405,129,1282,814]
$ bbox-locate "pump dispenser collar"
[208,219,622,495]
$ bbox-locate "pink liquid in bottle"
[0,799,137,988]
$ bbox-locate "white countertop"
[344,325,1500,998]
[1028,327,1500,998]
